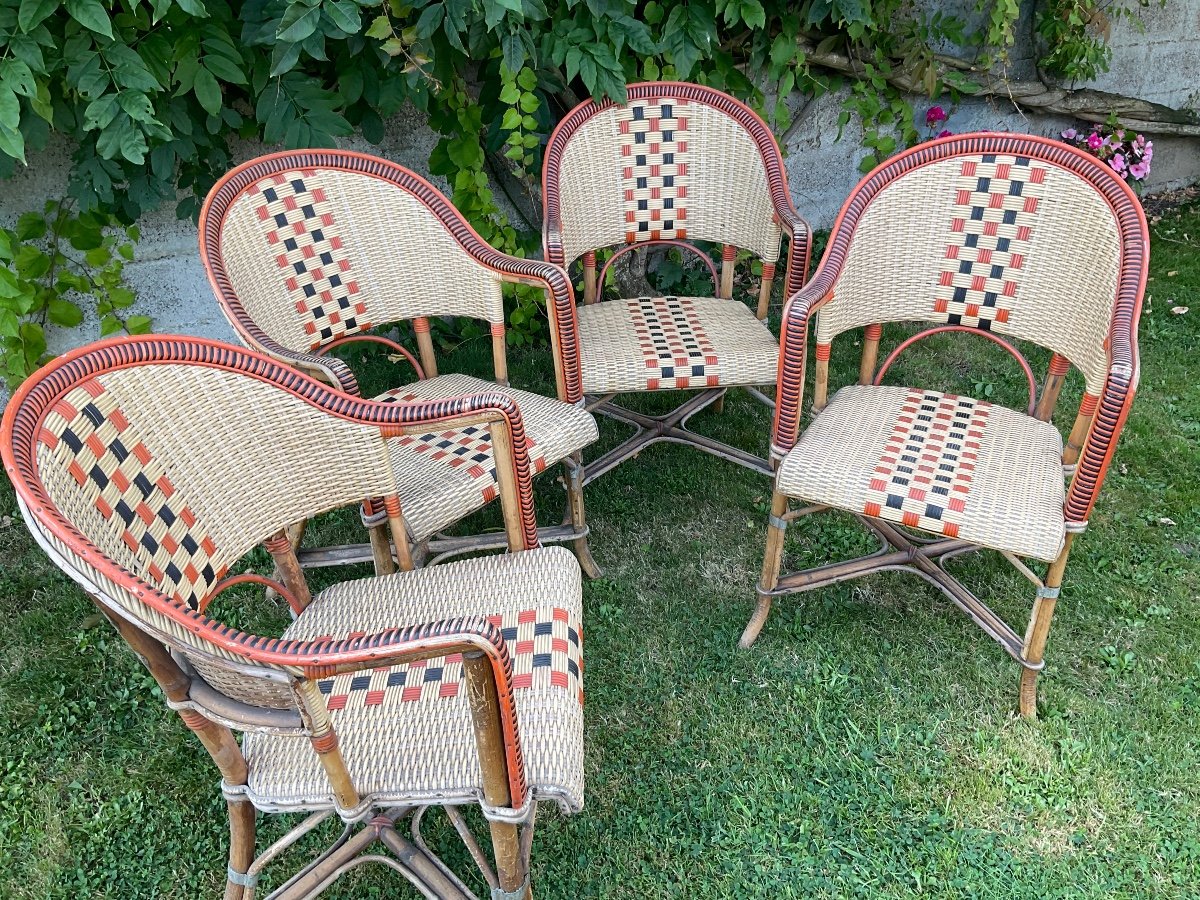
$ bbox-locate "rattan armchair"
[200,150,599,578]
[542,82,811,479]
[2,335,585,898]
[747,134,1148,717]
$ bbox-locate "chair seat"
[374,374,598,542]
[577,296,778,395]
[776,385,1066,562]
[242,546,584,815]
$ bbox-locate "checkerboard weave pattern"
[36,381,225,607]
[249,169,369,349]
[316,605,583,710]
[618,99,690,243]
[862,390,991,538]
[934,155,1048,330]
[629,296,719,390]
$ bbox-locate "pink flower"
[1086,132,1103,150]
[1143,141,1153,162]
[1129,161,1149,180]
[937,129,953,138]
[1111,153,1127,173]
[1061,128,1078,141]
[925,106,947,126]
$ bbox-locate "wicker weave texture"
[576,295,779,394]
[242,547,585,813]
[777,384,1066,561]
[813,155,1121,395]
[553,98,783,266]
[376,374,598,541]
[217,166,505,353]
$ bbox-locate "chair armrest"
[774,200,813,295]
[482,253,583,405]
[770,273,840,457]
[231,322,360,395]
[1064,355,1140,527]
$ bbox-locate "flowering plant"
[1059,121,1153,184]
[925,106,954,139]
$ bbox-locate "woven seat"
[3,336,587,898]
[376,374,598,543]
[577,295,778,395]
[776,385,1065,562]
[243,547,583,814]
[747,134,1148,718]
[201,150,599,578]
[542,83,810,480]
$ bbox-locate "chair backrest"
[543,82,792,269]
[811,134,1147,401]
[201,151,509,355]
[1,336,415,712]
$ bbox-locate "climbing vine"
[0,0,1186,379]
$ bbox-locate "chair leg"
[740,491,789,648]
[224,799,256,900]
[563,454,601,579]
[368,520,396,575]
[1018,536,1074,719]
[712,388,726,414]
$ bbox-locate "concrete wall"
[2,2,1197,356]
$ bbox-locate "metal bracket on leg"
[227,867,259,888]
[492,876,531,900]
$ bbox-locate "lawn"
[1,205,1198,899]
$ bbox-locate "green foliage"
[0,0,1124,353]
[0,199,146,386]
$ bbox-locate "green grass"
[2,207,1199,898]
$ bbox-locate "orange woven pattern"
[249,169,369,349]
[862,390,990,538]
[934,155,1048,329]
[618,99,690,243]
[37,381,226,606]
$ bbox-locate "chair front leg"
[563,453,601,579]
[224,799,257,900]
[1019,534,1075,718]
[741,490,790,648]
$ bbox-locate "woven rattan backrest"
[202,152,506,353]
[544,82,788,267]
[3,337,406,707]
[813,135,1142,395]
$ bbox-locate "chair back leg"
[1019,533,1075,718]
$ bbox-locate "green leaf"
[13,245,50,279]
[47,297,84,327]
[17,0,58,33]
[0,86,20,132]
[0,60,37,99]
[15,211,45,240]
[740,0,766,29]
[118,92,157,124]
[516,67,537,91]
[500,107,522,130]
[125,314,152,334]
[174,0,208,15]
[83,93,119,130]
[365,14,391,39]
[498,80,520,104]
[193,66,222,116]
[65,0,113,38]
[0,309,18,338]
[276,4,321,43]
[0,269,23,298]
[202,53,246,85]
[109,287,135,308]
[99,313,122,336]
[324,0,361,34]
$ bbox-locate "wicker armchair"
[542,82,811,479]
[747,134,1148,717]
[200,150,600,578]
[2,336,585,898]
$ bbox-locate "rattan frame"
[2,335,582,899]
[747,133,1148,718]
[201,149,600,578]
[542,82,812,480]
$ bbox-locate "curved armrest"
[1064,355,1139,526]
[231,320,360,395]
[773,199,813,295]
[468,249,583,406]
[770,274,840,456]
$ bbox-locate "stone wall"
[3,0,1196,355]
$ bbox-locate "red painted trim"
[542,82,810,293]
[772,133,1147,528]
[200,150,582,404]
[2,334,536,805]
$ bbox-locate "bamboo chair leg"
[368,520,395,575]
[1018,535,1074,718]
[563,453,601,579]
[741,491,789,648]
[224,799,257,900]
